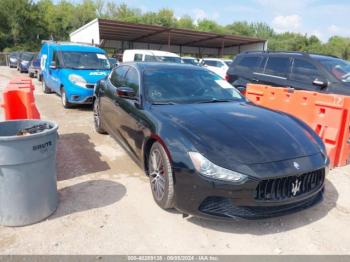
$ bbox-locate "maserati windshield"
[61,51,111,70]
[144,68,243,104]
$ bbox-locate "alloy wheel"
[149,149,166,201]
[93,99,101,128]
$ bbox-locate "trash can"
[0,120,59,226]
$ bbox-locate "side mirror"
[313,78,328,88]
[49,61,57,69]
[116,86,136,100]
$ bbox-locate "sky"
[120,0,350,42]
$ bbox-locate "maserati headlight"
[189,152,248,183]
[68,74,87,88]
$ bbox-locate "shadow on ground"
[186,179,338,235]
[50,180,126,219]
[56,133,110,180]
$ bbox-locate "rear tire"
[61,87,73,109]
[148,142,175,209]
[93,98,107,134]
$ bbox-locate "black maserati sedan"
[93,63,329,219]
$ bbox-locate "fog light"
[72,95,80,101]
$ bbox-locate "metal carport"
[70,18,267,57]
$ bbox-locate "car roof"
[44,41,105,53]
[202,58,225,61]
[124,49,180,57]
[240,50,339,59]
[122,62,207,71]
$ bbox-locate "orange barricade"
[246,84,350,168]
[9,77,35,90]
[1,78,40,120]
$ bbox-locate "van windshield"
[61,52,111,70]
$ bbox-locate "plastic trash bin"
[0,120,59,226]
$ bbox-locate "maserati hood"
[153,102,321,166]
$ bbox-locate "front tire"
[42,79,51,94]
[148,142,175,209]
[93,98,107,134]
[61,87,73,109]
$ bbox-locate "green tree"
[176,15,195,29]
[197,19,225,34]
[225,21,255,36]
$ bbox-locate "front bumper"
[173,155,326,220]
[65,83,94,104]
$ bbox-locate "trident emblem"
[291,179,302,196]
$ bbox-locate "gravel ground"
[0,66,349,255]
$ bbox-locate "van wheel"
[148,142,175,209]
[42,79,51,94]
[61,88,73,109]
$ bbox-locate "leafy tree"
[225,21,255,36]
[176,15,195,29]
[197,19,225,34]
[0,0,349,61]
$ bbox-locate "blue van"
[40,42,111,108]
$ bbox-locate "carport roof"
[96,19,266,48]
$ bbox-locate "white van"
[122,49,182,63]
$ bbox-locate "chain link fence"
[0,53,9,66]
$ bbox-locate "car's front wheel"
[93,98,107,134]
[42,79,52,94]
[61,87,73,109]
[148,142,175,209]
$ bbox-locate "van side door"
[47,51,61,92]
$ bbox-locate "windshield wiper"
[196,98,235,104]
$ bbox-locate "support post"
[168,31,171,51]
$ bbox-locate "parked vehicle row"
[226,51,350,96]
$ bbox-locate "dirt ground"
[0,66,349,255]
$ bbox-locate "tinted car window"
[291,58,321,83]
[264,57,291,77]
[144,55,158,62]
[134,54,143,61]
[124,67,139,95]
[236,56,261,71]
[110,66,128,87]
[312,55,350,83]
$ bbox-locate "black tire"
[38,74,42,82]
[93,98,107,134]
[42,79,51,94]
[60,87,73,109]
[29,72,34,78]
[148,142,175,209]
